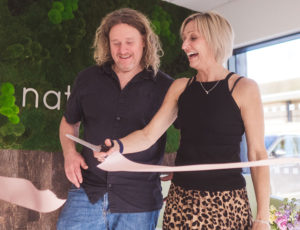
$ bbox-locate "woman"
[95,12,270,230]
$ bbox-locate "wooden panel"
[0,150,70,230]
[0,150,176,229]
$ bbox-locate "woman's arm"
[234,77,270,229]
[94,78,189,158]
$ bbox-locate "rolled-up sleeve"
[64,75,83,124]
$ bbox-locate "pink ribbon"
[1,152,299,213]
[0,176,66,213]
[98,151,300,172]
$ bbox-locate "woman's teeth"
[188,52,198,58]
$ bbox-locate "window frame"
[228,32,300,76]
[230,32,300,172]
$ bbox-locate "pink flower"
[275,215,288,230]
[293,219,300,230]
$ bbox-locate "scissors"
[65,134,112,152]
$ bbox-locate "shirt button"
[116,116,121,121]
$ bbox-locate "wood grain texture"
[0,150,176,229]
[0,150,70,230]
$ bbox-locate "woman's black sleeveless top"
[173,72,246,191]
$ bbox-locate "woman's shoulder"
[231,74,259,94]
[172,77,191,91]
[166,77,191,99]
[231,75,261,106]
[173,77,192,87]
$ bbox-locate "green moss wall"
[0,0,193,151]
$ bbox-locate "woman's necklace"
[199,80,220,95]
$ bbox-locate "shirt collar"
[101,62,157,82]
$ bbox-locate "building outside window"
[230,34,300,201]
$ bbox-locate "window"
[230,33,300,176]
[230,33,300,131]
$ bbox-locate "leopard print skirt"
[163,183,252,230]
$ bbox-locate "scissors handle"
[100,139,114,152]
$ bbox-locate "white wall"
[213,0,300,48]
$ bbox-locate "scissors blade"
[65,134,101,152]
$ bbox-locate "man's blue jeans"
[57,187,160,230]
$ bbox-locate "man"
[57,8,174,230]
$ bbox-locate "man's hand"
[64,150,88,188]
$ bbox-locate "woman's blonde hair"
[92,8,163,75]
[180,12,234,64]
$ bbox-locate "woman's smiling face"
[181,20,214,70]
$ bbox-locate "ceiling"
[163,0,237,11]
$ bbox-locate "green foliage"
[1,44,24,60]
[0,0,193,151]
[48,8,63,24]
[165,125,180,153]
[0,121,24,137]
[48,0,79,24]
[53,1,64,12]
[151,5,175,45]
[0,82,15,95]
[0,82,20,124]
[0,82,25,148]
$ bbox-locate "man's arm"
[59,117,88,188]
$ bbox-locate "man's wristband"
[115,139,124,154]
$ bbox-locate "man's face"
[109,23,145,75]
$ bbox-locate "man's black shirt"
[64,63,173,212]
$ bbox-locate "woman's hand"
[93,139,119,162]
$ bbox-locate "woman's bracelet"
[254,219,270,229]
[115,139,124,154]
